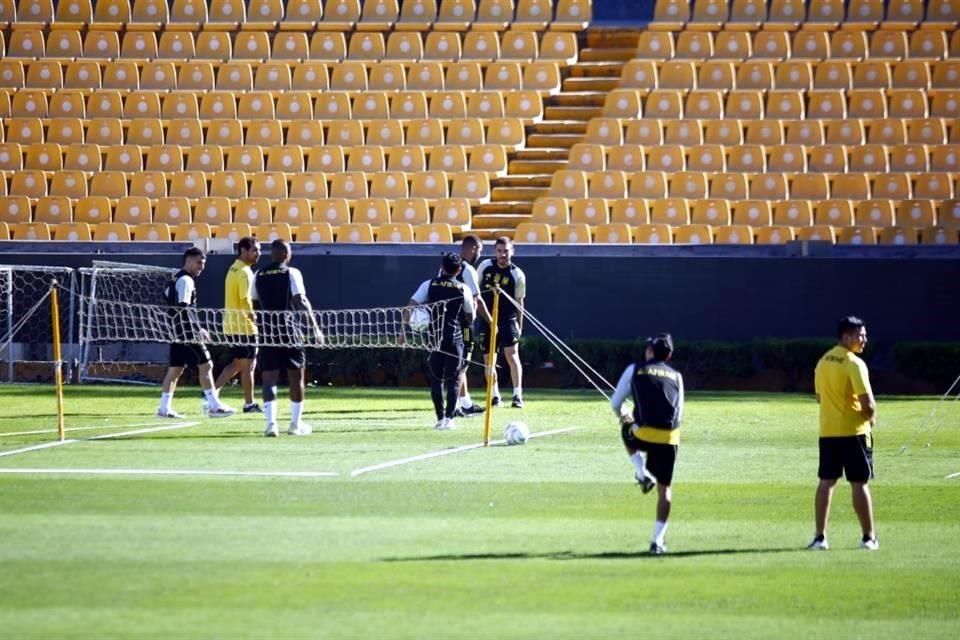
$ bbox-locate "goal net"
[0,265,77,383]
[77,261,446,384]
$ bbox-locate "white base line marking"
[945,471,960,480]
[0,468,338,478]
[0,421,173,438]
[350,427,579,477]
[0,422,199,458]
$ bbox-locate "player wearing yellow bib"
[213,237,262,414]
[809,316,879,551]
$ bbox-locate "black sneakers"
[243,403,263,414]
[491,396,502,407]
[462,404,485,416]
[511,395,524,408]
[649,542,667,555]
[635,471,656,494]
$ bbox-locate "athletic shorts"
[621,423,678,487]
[228,344,259,361]
[478,318,521,353]
[429,341,464,383]
[169,343,211,369]
[818,434,874,483]
[259,346,305,372]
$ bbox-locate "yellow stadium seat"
[870,31,908,60]
[152,198,191,226]
[47,31,83,60]
[467,91,504,118]
[633,223,672,244]
[215,223,253,243]
[271,200,312,227]
[568,143,605,172]
[645,90,684,119]
[624,120,665,147]
[549,170,588,199]
[726,90,765,119]
[854,200,895,227]
[337,222,375,243]
[8,29,46,59]
[691,0,731,31]
[591,222,632,244]
[713,225,753,245]
[699,61,736,90]
[606,145,645,172]
[347,32,385,61]
[254,223,294,243]
[307,146,345,173]
[727,146,766,173]
[609,199,649,225]
[288,174,329,200]
[291,63,329,92]
[514,222,552,243]
[794,225,835,243]
[920,226,959,245]
[0,196,32,224]
[734,61,773,90]
[390,198,431,226]
[330,61,369,91]
[296,222,335,243]
[234,199,273,225]
[11,222,52,240]
[909,30,947,59]
[877,226,918,245]
[853,61,892,89]
[450,171,490,204]
[432,198,471,229]
[429,146,467,172]
[73,196,112,225]
[377,222,415,243]
[674,224,713,244]
[629,171,668,199]
[650,199,690,226]
[731,200,772,227]
[570,198,609,225]
[9,170,48,198]
[584,118,624,146]
[0,222,8,240]
[675,31,714,60]
[312,199,351,225]
[49,170,88,199]
[410,171,451,200]
[621,60,659,90]
[388,147,427,173]
[346,146,386,173]
[871,174,912,200]
[413,222,453,243]
[588,171,627,199]
[444,61,483,91]
[283,0,323,30]
[540,31,578,65]
[834,226,877,245]
[691,199,731,226]
[669,172,708,199]
[896,200,937,228]
[94,223,131,242]
[368,62,408,91]
[113,197,152,225]
[602,90,642,119]
[249,173,288,200]
[814,200,855,227]
[462,31,500,61]
[468,144,508,176]
[531,197,570,225]
[423,31,462,61]
[688,143,726,171]
[53,222,92,241]
[552,223,592,243]
[472,0,512,31]
[370,172,409,199]
[192,197,232,226]
[353,197,391,226]
[889,89,929,118]
[703,120,743,146]
[167,172,206,199]
[330,172,369,199]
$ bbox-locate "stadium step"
[548,92,608,107]
[544,105,603,120]
[490,186,550,202]
[475,202,534,216]
[493,176,552,188]
[525,133,582,148]
[512,149,570,161]
[562,76,620,92]
[530,121,588,135]
[508,159,567,174]
[567,62,627,78]
[584,28,643,49]
[470,213,532,230]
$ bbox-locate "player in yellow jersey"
[213,237,262,414]
[809,316,879,551]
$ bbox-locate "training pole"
[482,286,501,446]
[50,282,66,442]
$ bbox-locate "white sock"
[265,400,278,426]
[630,451,647,476]
[202,388,217,405]
[513,385,522,398]
[492,383,501,399]
[460,393,473,409]
[653,520,668,546]
[290,401,303,426]
[159,392,172,413]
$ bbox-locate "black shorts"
[169,343,211,369]
[478,318,521,353]
[621,423,679,487]
[429,341,464,382]
[260,346,305,371]
[229,344,259,361]
[819,434,874,483]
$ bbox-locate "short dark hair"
[837,316,865,339]
[441,251,463,275]
[270,239,291,262]
[646,333,674,361]
[461,234,481,249]
[236,236,258,254]
[183,247,205,263]
[495,236,513,248]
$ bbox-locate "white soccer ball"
[408,307,431,332]
[504,421,530,446]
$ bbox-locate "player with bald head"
[254,240,321,437]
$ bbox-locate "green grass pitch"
[0,384,958,639]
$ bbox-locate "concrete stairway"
[469,28,642,240]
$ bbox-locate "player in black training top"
[408,252,477,431]
[476,236,527,408]
[254,240,322,438]
[156,247,235,419]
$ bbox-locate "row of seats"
[621,59,960,91]
[0,194,475,226]
[584,116,957,146]
[0,168,491,200]
[1,0,591,33]
[649,0,957,32]
[547,169,959,200]
[600,87,960,120]
[637,25,960,61]
[0,86,546,121]
[0,59,563,92]
[0,220,460,244]
[2,29,579,65]
[515,221,959,245]
[530,196,960,228]
[567,142,960,173]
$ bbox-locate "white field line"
[0,468,338,478]
[945,471,960,480]
[0,421,176,438]
[350,427,579,477]
[0,422,199,459]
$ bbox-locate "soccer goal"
[0,265,77,384]
[75,261,448,385]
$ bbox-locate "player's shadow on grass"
[383,548,801,562]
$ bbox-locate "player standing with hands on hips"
[611,333,684,555]
[408,252,476,431]
[809,316,879,551]
[477,237,526,408]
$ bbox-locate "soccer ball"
[504,421,530,446]
[408,307,431,332]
